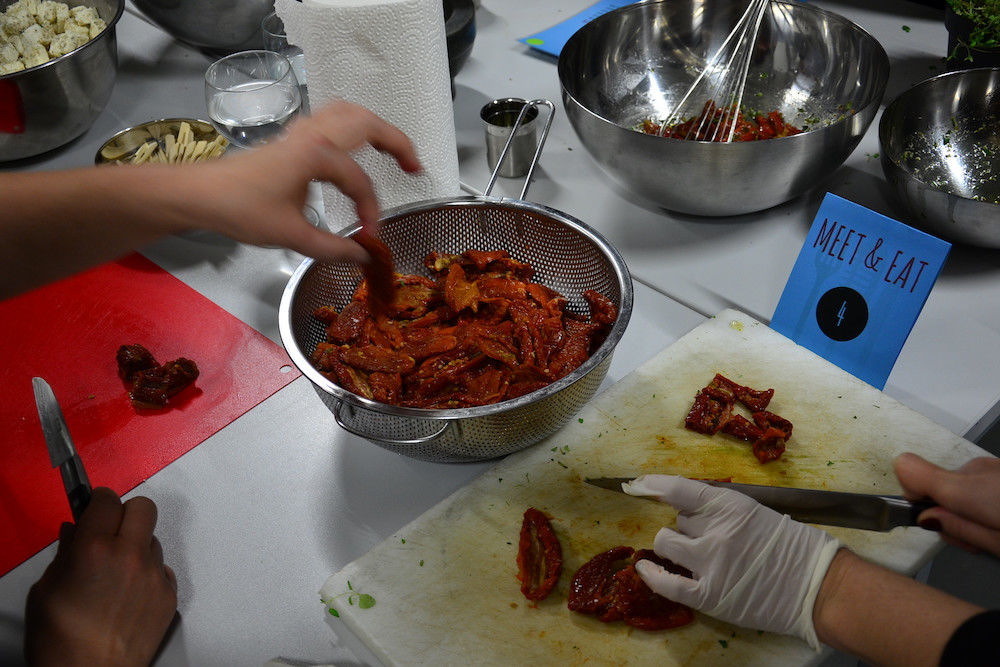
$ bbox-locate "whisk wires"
[657,0,771,142]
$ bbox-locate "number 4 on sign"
[770,193,950,390]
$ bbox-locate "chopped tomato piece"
[720,413,763,443]
[752,427,787,463]
[353,231,397,317]
[516,508,563,602]
[568,546,693,630]
[684,386,735,435]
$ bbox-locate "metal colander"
[278,103,633,462]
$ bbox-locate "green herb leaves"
[322,581,377,618]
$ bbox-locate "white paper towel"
[275,0,461,230]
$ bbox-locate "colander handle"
[483,98,556,201]
[333,400,451,445]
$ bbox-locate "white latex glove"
[624,474,841,649]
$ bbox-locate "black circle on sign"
[816,287,868,342]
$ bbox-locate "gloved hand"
[624,475,841,649]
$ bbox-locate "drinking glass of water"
[261,11,309,113]
[205,50,302,148]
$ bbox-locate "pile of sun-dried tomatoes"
[310,249,617,409]
[685,373,794,463]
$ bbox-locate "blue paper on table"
[519,0,641,57]
[770,193,951,390]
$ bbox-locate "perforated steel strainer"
[278,101,633,462]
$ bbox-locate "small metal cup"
[481,98,540,178]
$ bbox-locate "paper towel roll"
[275,0,461,230]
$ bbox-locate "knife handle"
[903,499,937,528]
[67,484,92,523]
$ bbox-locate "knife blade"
[584,477,936,532]
[32,377,92,522]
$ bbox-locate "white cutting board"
[320,310,988,666]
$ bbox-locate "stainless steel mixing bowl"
[279,197,633,463]
[130,0,274,53]
[558,0,889,216]
[0,0,124,161]
[879,68,1000,248]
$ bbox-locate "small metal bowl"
[95,118,225,164]
[879,68,1000,248]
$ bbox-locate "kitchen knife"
[32,377,92,522]
[585,477,936,532]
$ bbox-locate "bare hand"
[190,100,422,264]
[894,453,1000,557]
[25,488,178,667]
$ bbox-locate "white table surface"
[1,1,996,665]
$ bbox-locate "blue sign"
[771,193,951,389]
[519,0,640,57]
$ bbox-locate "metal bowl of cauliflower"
[0,0,124,161]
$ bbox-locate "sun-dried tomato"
[338,345,415,374]
[567,545,633,621]
[684,386,735,435]
[752,427,787,463]
[583,289,618,327]
[116,344,158,383]
[720,413,763,443]
[368,371,402,404]
[614,550,695,630]
[517,508,562,602]
[353,231,396,317]
[129,358,200,409]
[568,546,694,630]
[709,373,774,412]
[327,300,370,344]
[753,410,793,439]
[444,263,481,313]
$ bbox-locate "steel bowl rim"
[0,0,125,80]
[558,0,889,146]
[278,195,634,422]
[878,66,1000,210]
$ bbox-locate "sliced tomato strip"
[516,508,562,602]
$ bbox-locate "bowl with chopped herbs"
[879,67,1000,248]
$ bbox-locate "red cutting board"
[0,253,300,576]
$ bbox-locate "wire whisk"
[657,0,770,142]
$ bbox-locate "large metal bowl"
[879,68,1000,248]
[130,0,274,53]
[558,0,889,216]
[0,0,124,161]
[279,197,633,463]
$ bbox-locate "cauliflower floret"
[2,8,34,36]
[46,30,78,57]
[20,22,44,45]
[21,0,41,17]
[88,17,104,39]
[69,5,97,26]
[36,1,61,26]
[0,59,25,74]
[21,42,48,67]
[61,20,87,42]
[0,42,18,63]
[53,2,69,32]
[8,34,26,57]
